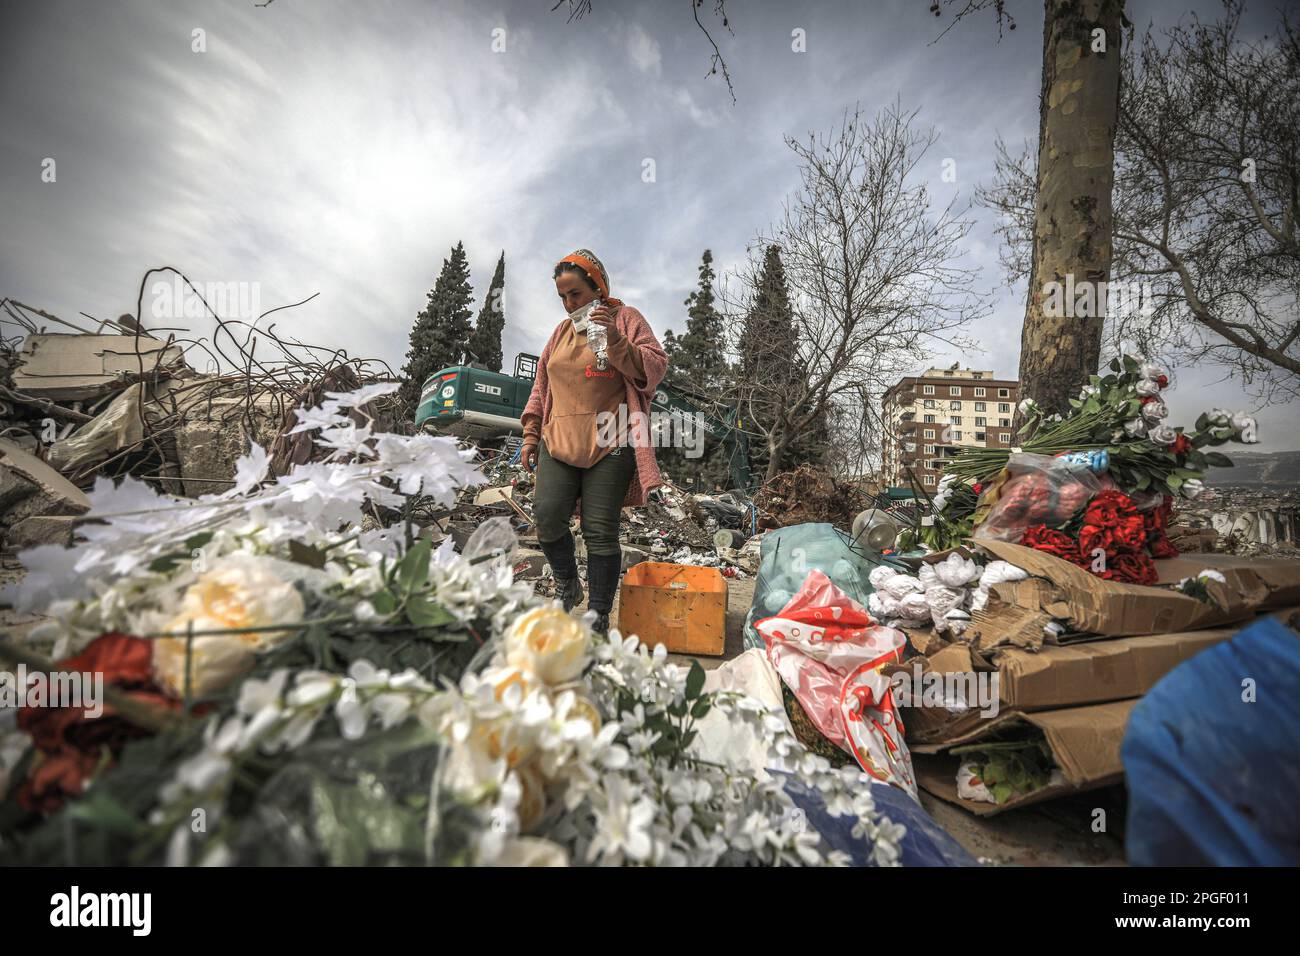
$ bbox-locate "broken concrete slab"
[5,514,79,549]
[511,548,548,579]
[0,438,90,526]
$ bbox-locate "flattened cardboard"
[975,540,1255,637]
[905,623,1241,744]
[1155,553,1300,609]
[913,699,1136,816]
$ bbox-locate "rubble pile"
[753,463,871,530]
[1172,486,1300,557]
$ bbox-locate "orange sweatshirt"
[524,318,646,469]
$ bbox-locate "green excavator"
[414,353,753,492]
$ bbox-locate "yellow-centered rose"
[153,562,305,699]
[503,606,591,686]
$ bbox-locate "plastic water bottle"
[587,300,609,370]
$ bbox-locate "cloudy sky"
[1,0,1293,452]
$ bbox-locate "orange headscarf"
[557,249,624,308]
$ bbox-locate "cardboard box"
[902,624,1241,744]
[971,540,1280,642]
[912,699,1136,815]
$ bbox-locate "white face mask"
[567,299,598,333]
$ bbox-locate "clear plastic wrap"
[973,452,1114,543]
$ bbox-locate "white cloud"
[625,23,662,76]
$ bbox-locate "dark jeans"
[533,439,635,556]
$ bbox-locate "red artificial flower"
[1109,552,1159,586]
[1021,525,1081,563]
[972,483,983,495]
[1141,395,1157,405]
[1156,374,1169,388]
[1143,495,1179,559]
[16,633,178,814]
[1171,434,1191,457]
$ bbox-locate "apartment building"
[880,365,1020,489]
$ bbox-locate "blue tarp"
[1123,616,1300,866]
[778,772,978,866]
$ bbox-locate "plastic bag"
[743,523,905,650]
[754,569,917,798]
[973,452,1113,543]
[1123,616,1300,865]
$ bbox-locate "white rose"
[1139,362,1165,381]
[1135,378,1161,397]
[1079,384,1100,399]
[1141,400,1168,423]
[154,561,306,699]
[1017,398,1039,416]
[1207,408,1232,426]
[1123,418,1148,439]
[1180,478,1205,499]
[504,606,592,685]
[1230,413,1258,442]
[1148,424,1178,446]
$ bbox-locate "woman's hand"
[588,303,623,342]
[521,441,538,473]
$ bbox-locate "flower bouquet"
[0,384,905,866]
[907,356,1258,583]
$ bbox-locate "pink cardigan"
[522,304,668,507]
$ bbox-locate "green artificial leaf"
[395,538,432,595]
[1195,412,1209,431]
[184,531,214,551]
[668,700,688,719]
[406,593,457,631]
[65,790,145,837]
[690,698,712,719]
[685,660,706,701]
[1135,472,1151,491]
[1109,358,1122,373]
[1203,452,1234,468]
[1166,475,1184,491]
[370,590,398,615]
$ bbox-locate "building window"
[923,414,936,423]
[949,400,961,411]
[948,386,959,396]
[975,431,986,442]
[924,399,936,409]
[999,403,1011,413]
[923,475,935,486]
[997,433,1008,444]
[923,385,935,395]
[923,429,935,439]
[1000,418,1010,427]
[951,430,962,441]
[974,387,986,397]
[932,460,944,471]
[923,444,935,454]
[999,388,1010,398]
[973,372,983,379]
[974,402,986,412]
[950,416,962,425]
[975,416,986,427]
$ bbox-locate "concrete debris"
[0,437,90,532]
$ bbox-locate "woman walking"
[520,249,668,635]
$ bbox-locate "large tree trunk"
[1017,0,1123,425]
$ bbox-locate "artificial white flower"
[1148,424,1178,445]
[1180,478,1205,499]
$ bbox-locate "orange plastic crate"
[618,561,727,656]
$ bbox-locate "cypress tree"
[399,241,475,414]
[468,251,506,372]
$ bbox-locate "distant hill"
[1206,450,1300,486]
